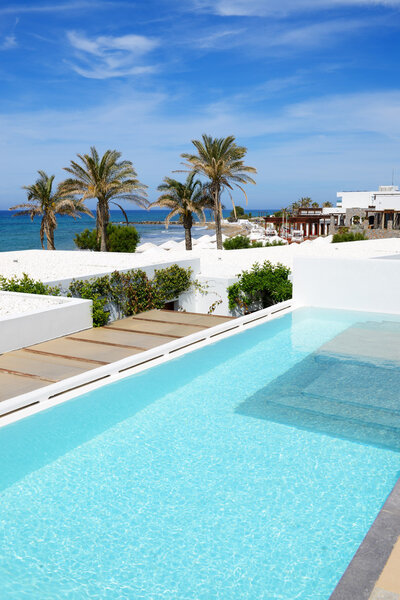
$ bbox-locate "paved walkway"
[0,310,234,404]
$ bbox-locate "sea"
[0,209,275,252]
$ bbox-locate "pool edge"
[330,477,400,600]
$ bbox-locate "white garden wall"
[293,256,400,314]
[0,292,92,353]
[178,275,236,316]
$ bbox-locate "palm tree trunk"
[45,224,55,250]
[183,213,193,250]
[214,186,223,250]
[98,200,109,252]
[184,226,192,250]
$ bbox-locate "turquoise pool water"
[1,307,400,600]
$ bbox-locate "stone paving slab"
[0,372,48,402]
[132,309,234,328]
[24,337,144,363]
[69,326,176,349]
[108,318,203,337]
[0,351,93,381]
[0,309,231,407]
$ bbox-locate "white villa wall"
[179,275,236,316]
[293,256,400,314]
[0,292,92,353]
[336,191,372,209]
[46,257,201,293]
[337,187,400,210]
[44,257,202,321]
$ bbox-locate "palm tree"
[150,173,208,250]
[323,201,333,208]
[62,147,148,252]
[181,134,257,249]
[9,170,93,250]
[299,197,312,208]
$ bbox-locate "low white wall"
[45,257,201,293]
[178,275,236,316]
[0,292,92,353]
[293,256,400,314]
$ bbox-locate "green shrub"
[228,206,253,221]
[74,224,140,253]
[227,260,292,314]
[109,270,163,317]
[332,232,367,243]
[223,236,286,250]
[153,264,193,302]
[69,264,194,326]
[223,235,251,250]
[264,240,285,247]
[68,278,110,326]
[0,273,60,296]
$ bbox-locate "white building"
[337,185,400,210]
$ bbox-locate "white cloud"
[1,88,400,206]
[195,0,400,16]
[265,18,372,48]
[0,34,17,49]
[66,31,159,79]
[0,1,118,16]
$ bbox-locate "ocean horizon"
[0,209,277,252]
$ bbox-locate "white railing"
[0,300,294,418]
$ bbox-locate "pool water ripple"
[1,308,400,599]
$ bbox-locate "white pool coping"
[0,300,296,427]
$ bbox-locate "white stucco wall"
[178,275,236,316]
[46,257,201,293]
[0,292,92,353]
[337,189,400,210]
[293,255,400,314]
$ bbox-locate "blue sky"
[0,0,400,210]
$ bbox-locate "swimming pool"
[1,307,400,599]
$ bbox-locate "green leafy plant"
[153,264,193,301]
[223,236,286,250]
[0,273,60,296]
[332,231,367,243]
[227,260,292,314]
[228,205,253,221]
[223,235,251,249]
[68,278,110,326]
[264,240,285,247]
[74,224,140,252]
[69,265,194,326]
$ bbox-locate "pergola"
[263,213,331,238]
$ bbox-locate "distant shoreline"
[111,220,210,226]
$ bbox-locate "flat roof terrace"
[0,309,234,406]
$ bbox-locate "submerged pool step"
[256,398,400,452]
[302,361,400,415]
[316,323,400,368]
[236,336,400,451]
[283,393,400,433]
